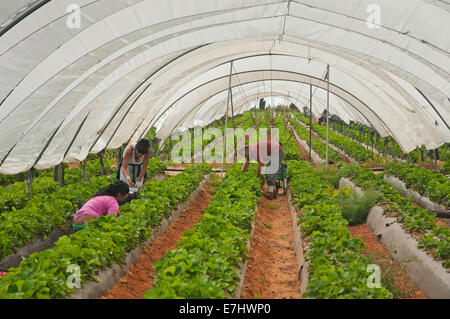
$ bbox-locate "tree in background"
[259,98,266,110]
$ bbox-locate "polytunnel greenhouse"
[0,0,448,304]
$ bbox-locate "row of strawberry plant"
[288,161,393,298]
[320,116,450,173]
[0,158,166,261]
[338,163,449,268]
[206,111,267,158]
[0,157,115,214]
[170,111,259,160]
[144,163,263,298]
[0,171,44,188]
[295,113,375,163]
[273,115,302,160]
[384,162,449,207]
[0,163,208,299]
[289,118,342,164]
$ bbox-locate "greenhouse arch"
[0,0,447,174]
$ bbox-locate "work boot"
[263,191,274,200]
[273,188,278,199]
[267,185,276,199]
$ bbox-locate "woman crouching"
[73,180,129,230]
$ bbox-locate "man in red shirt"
[241,139,284,199]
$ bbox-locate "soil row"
[292,132,426,298]
[100,182,215,298]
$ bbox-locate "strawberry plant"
[145,164,263,299]
[294,113,374,163]
[273,116,302,161]
[0,163,209,298]
[0,157,166,261]
[288,161,392,298]
[385,162,449,207]
[289,118,342,164]
[339,163,449,268]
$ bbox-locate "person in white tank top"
[119,139,151,189]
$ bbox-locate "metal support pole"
[28,168,34,199]
[53,166,59,182]
[392,138,396,161]
[99,152,105,176]
[383,137,387,157]
[221,61,233,174]
[370,131,374,154]
[435,149,439,172]
[325,65,330,167]
[230,87,237,162]
[429,150,433,170]
[83,159,87,181]
[59,163,65,187]
[309,82,312,162]
[420,149,424,167]
[366,129,370,150]
[116,148,121,168]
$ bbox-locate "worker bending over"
[118,139,151,189]
[241,140,284,200]
[73,180,129,230]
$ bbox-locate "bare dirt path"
[241,186,301,299]
[99,182,215,299]
[347,223,427,299]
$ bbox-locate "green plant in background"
[332,188,379,225]
[289,117,342,164]
[313,166,342,189]
[294,112,374,163]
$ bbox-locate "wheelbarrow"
[275,163,288,195]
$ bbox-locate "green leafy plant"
[339,163,449,268]
[288,161,392,299]
[289,118,342,164]
[0,163,210,299]
[144,164,262,299]
[332,188,379,225]
[385,162,449,207]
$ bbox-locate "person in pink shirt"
[73,180,129,229]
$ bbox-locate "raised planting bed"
[274,116,302,161]
[338,163,450,270]
[144,163,263,299]
[0,158,167,267]
[296,113,377,163]
[287,161,392,298]
[0,228,74,271]
[70,173,210,299]
[0,163,209,299]
[289,118,343,164]
[383,175,446,212]
[384,162,449,209]
[286,186,308,296]
[339,177,450,298]
[0,158,165,269]
[0,175,115,262]
[0,157,116,213]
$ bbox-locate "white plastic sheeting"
[0,0,448,173]
[173,80,371,136]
